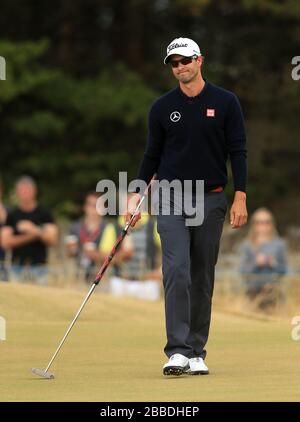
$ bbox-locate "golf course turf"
[0,282,299,402]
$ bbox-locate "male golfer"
[126,37,247,375]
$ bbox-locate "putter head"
[31,368,55,379]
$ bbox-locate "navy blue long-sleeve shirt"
[137,81,247,192]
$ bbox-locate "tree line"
[0,0,300,228]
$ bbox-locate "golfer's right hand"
[125,193,142,227]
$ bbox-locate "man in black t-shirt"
[2,176,58,284]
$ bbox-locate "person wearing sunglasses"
[126,37,247,376]
[239,208,288,309]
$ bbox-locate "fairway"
[0,282,299,402]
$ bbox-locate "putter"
[32,176,156,379]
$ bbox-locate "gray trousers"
[156,191,227,359]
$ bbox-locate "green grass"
[0,282,300,402]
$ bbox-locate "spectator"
[1,176,58,285]
[239,207,288,309]
[0,180,9,281]
[65,192,133,282]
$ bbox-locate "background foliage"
[1,0,299,226]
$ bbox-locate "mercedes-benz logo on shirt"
[170,111,181,122]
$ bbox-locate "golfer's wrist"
[127,192,141,203]
[127,187,142,195]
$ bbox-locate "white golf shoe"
[163,353,189,376]
[185,357,209,375]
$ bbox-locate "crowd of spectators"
[0,177,290,308]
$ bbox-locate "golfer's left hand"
[230,191,248,229]
[125,193,142,227]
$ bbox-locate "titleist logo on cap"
[168,42,188,52]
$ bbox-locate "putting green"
[0,282,299,402]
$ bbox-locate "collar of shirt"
[177,79,210,103]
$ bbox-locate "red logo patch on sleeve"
[206,108,215,117]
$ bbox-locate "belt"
[204,186,223,193]
[189,185,224,194]
[159,184,224,194]
[208,186,223,192]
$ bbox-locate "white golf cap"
[164,37,201,64]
